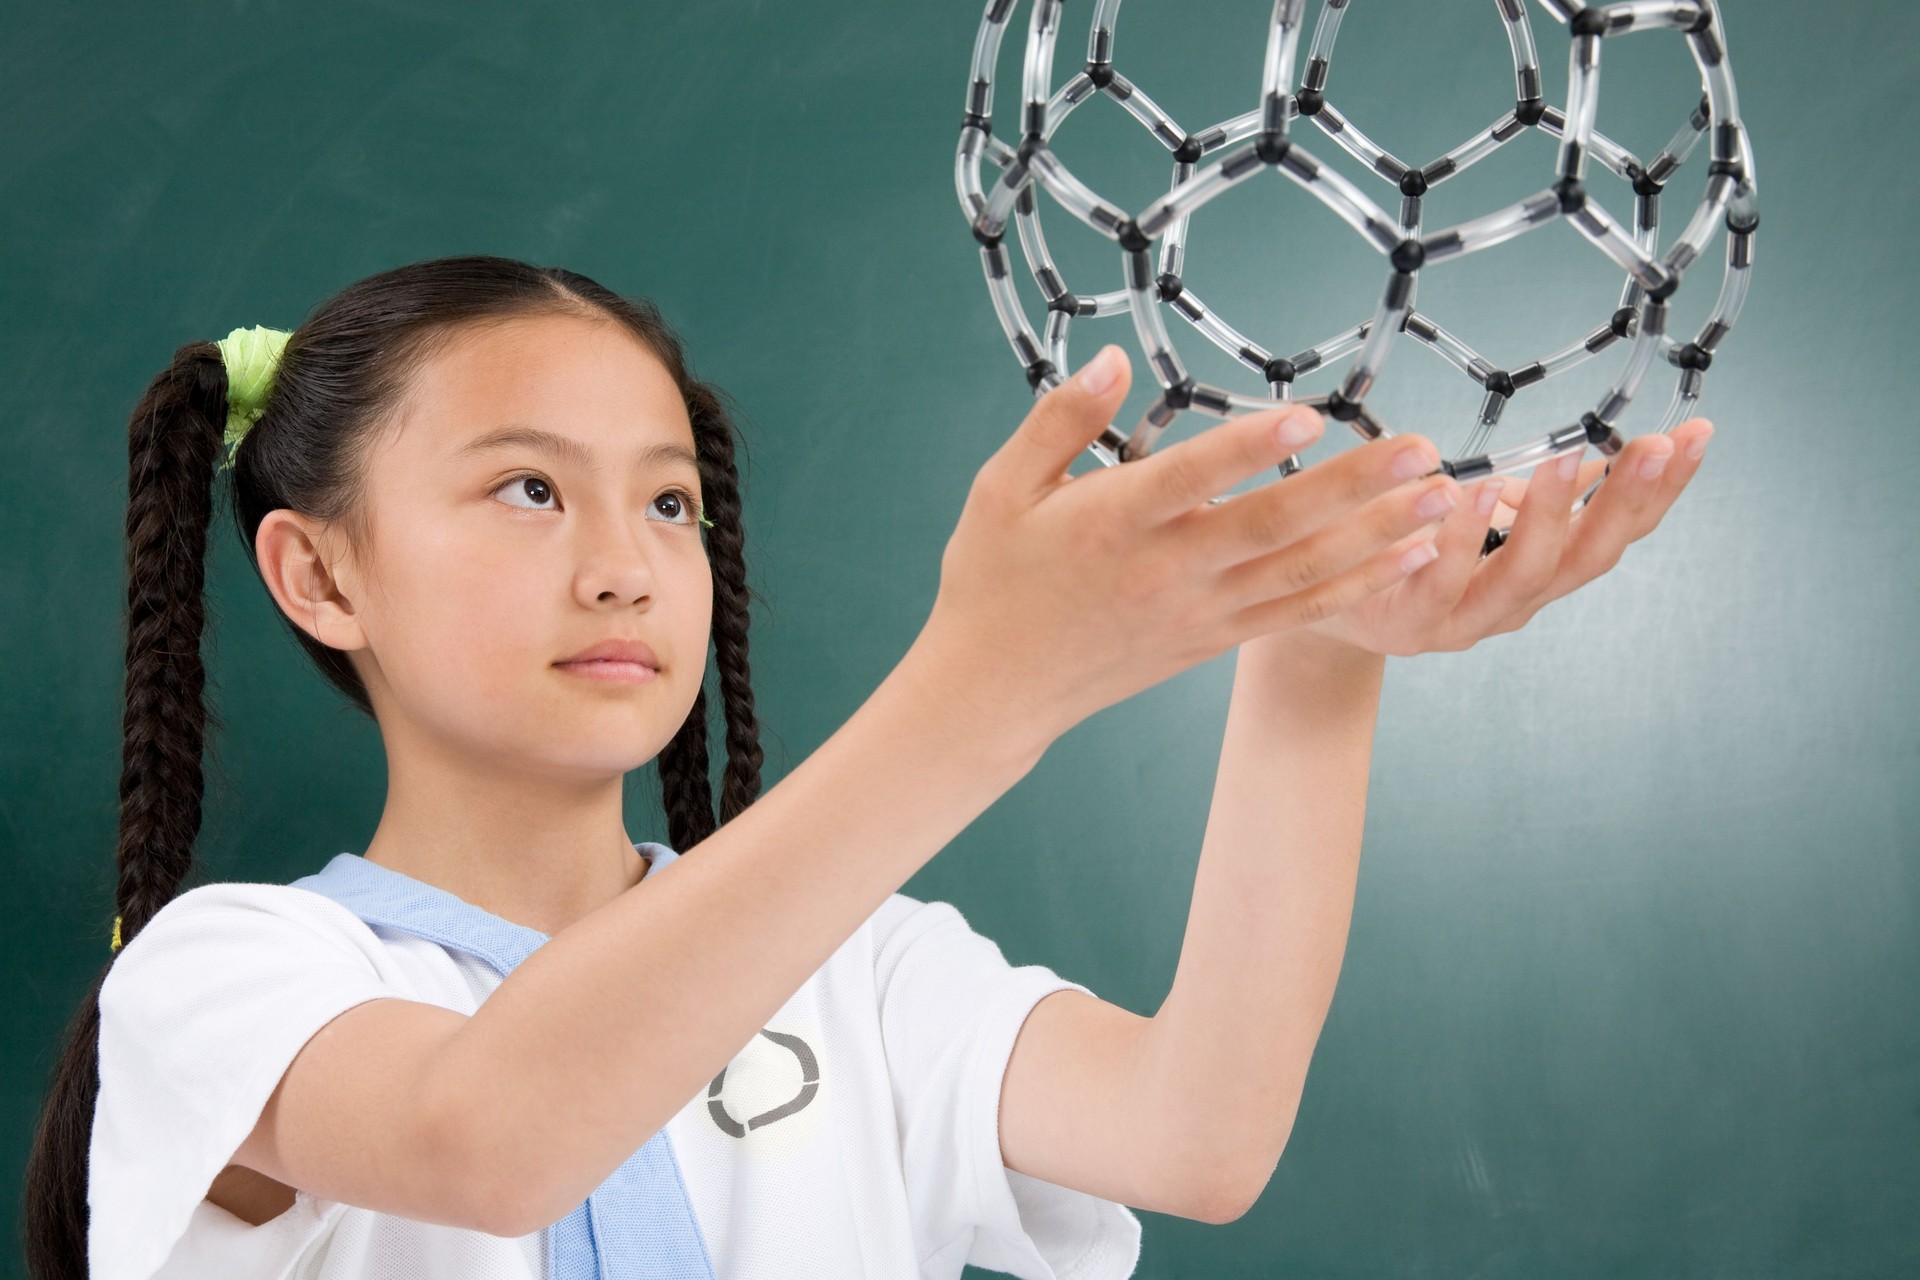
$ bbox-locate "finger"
[1554,418,1715,592]
[986,344,1134,499]
[1182,432,1442,564]
[1452,443,1588,629]
[1123,402,1327,526]
[1217,469,1461,607]
[1228,521,1442,641]
[1383,476,1506,643]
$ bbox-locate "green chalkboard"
[4,1,1915,1275]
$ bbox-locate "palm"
[1295,420,1714,658]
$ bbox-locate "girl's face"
[325,311,714,781]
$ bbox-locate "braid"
[657,381,763,850]
[23,340,228,1280]
[695,388,764,824]
[116,342,227,940]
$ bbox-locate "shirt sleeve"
[88,882,409,1280]
[872,893,1143,1280]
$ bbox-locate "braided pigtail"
[23,340,233,1280]
[655,377,764,850]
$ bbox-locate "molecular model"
[954,0,1758,551]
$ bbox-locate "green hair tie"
[214,324,292,471]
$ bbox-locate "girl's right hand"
[916,344,1463,750]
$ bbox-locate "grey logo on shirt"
[706,1029,819,1137]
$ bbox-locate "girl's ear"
[255,510,369,653]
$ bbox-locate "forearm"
[435,638,1051,1234]
[1139,631,1385,1203]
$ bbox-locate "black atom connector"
[1324,389,1362,422]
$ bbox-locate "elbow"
[1190,1153,1277,1225]
[419,1072,561,1239]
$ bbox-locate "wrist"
[892,629,1058,777]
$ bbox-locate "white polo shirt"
[88,846,1143,1279]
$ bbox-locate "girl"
[25,255,1708,1279]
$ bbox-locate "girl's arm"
[240,366,1440,1236]
[994,421,1715,1222]
[994,629,1384,1222]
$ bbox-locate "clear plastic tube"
[1535,330,1605,380]
[1107,71,1187,151]
[1022,0,1064,138]
[1404,313,1491,381]
[1498,0,1541,103]
[1089,0,1123,64]
[973,150,1029,244]
[1660,171,1736,276]
[1339,273,1413,403]
[1273,146,1403,253]
[1261,0,1309,106]
[1696,251,1752,350]
[1043,306,1072,371]
[1205,109,1265,152]
[1122,249,1186,393]
[982,243,1044,369]
[1602,2,1711,32]
[1029,147,1132,240]
[1473,423,1589,481]
[1041,72,1098,140]
[955,124,990,222]
[1557,34,1602,181]
[966,0,1014,118]
[1423,114,1519,188]
[1423,190,1560,261]
[1593,300,1666,423]
[1312,101,1410,183]
[1137,142,1264,238]
[1168,285,1273,373]
[1014,184,1066,303]
[1534,107,1638,183]
[1460,386,1508,458]
[1158,158,1195,279]
[1302,0,1348,91]
[1566,197,1672,293]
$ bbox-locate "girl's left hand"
[1292,418,1715,657]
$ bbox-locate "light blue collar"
[291,843,716,1279]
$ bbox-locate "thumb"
[989,345,1132,496]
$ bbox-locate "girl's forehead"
[400,316,692,452]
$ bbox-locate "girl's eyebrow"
[457,424,699,475]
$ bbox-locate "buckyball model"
[955,0,1757,554]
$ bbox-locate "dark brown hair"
[21,254,765,1278]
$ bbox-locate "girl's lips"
[556,659,659,683]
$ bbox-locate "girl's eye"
[490,473,703,527]
[493,474,556,510]
[651,487,702,527]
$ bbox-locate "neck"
[359,721,652,937]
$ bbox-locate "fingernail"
[1637,445,1673,480]
[1400,541,1440,574]
[1075,345,1122,396]
[1556,451,1580,480]
[1275,408,1320,449]
[1416,485,1456,520]
[1392,444,1434,481]
[1686,425,1714,460]
[1475,479,1501,515]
